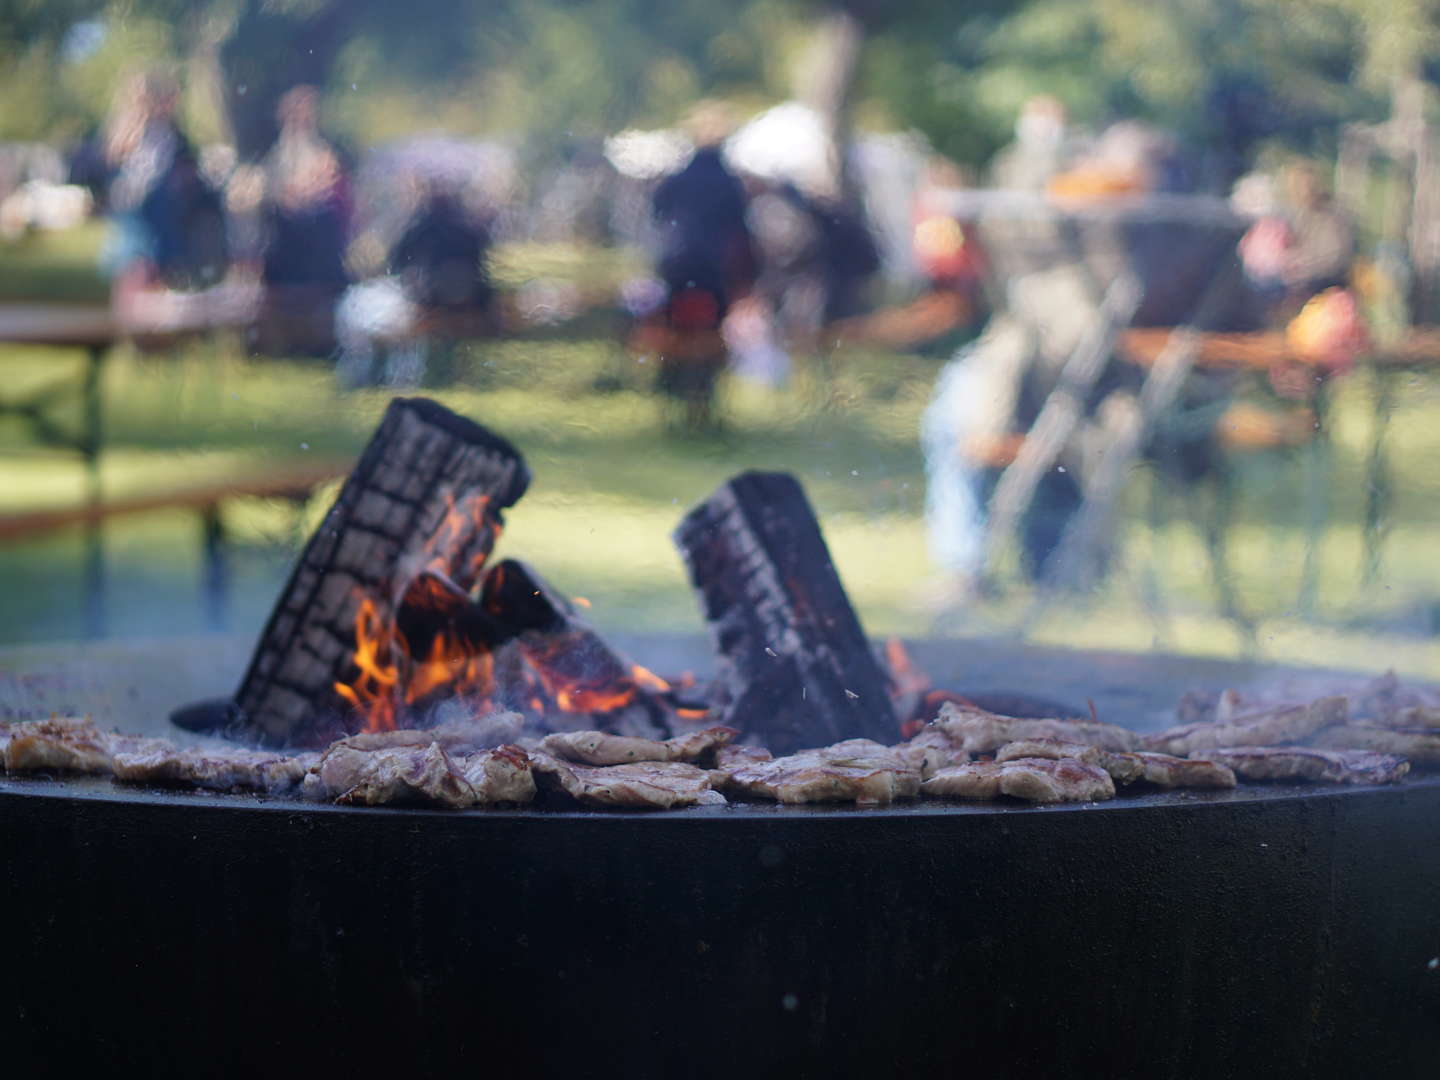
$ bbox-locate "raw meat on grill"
[2,716,116,774]
[539,725,737,766]
[920,757,1116,803]
[529,751,725,809]
[719,739,920,806]
[1132,751,1236,789]
[1309,724,1440,765]
[111,743,318,794]
[1142,696,1346,756]
[1206,746,1411,785]
[932,701,1140,755]
[994,738,1145,784]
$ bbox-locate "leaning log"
[228,398,530,747]
[673,471,897,754]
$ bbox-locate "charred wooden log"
[481,559,673,739]
[673,471,897,754]
[228,398,530,746]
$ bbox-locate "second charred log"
[673,471,898,754]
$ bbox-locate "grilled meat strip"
[933,702,1139,755]
[994,738,1145,785]
[333,742,478,808]
[112,743,319,794]
[892,725,971,779]
[458,744,537,803]
[1132,751,1236,789]
[1206,746,1410,785]
[2,716,116,774]
[530,752,725,809]
[539,725,737,767]
[720,739,920,806]
[921,757,1115,804]
[1143,696,1346,757]
[305,732,536,807]
[1309,724,1440,765]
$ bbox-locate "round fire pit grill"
[3,635,1438,1079]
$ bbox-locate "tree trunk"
[216,0,356,163]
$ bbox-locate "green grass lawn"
[0,229,1436,677]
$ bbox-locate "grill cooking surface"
[6,767,1436,818]
[4,632,1431,817]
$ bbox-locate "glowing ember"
[631,664,671,693]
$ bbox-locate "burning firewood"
[227,397,531,747]
[673,471,898,755]
[479,559,681,738]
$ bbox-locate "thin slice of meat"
[1310,724,1440,765]
[721,739,920,806]
[2,716,114,774]
[1207,745,1411,785]
[1143,696,1346,756]
[457,744,537,804]
[933,701,1139,754]
[112,744,318,794]
[921,757,1115,804]
[995,738,1145,785]
[530,752,724,809]
[917,760,1004,800]
[1132,751,1236,789]
[539,726,737,766]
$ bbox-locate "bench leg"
[201,504,228,631]
[82,344,106,638]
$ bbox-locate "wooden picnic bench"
[0,459,348,632]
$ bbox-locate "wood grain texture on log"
[230,398,529,747]
[673,471,897,754]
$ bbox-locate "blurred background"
[0,0,1436,677]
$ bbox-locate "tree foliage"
[1,0,1437,175]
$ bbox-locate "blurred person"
[255,85,352,354]
[388,175,495,314]
[1238,161,1363,397]
[647,102,757,430]
[989,95,1080,192]
[260,85,351,295]
[922,267,1142,592]
[101,71,227,293]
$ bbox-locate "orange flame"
[334,595,401,732]
[335,584,499,733]
[571,595,592,609]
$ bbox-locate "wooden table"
[0,290,260,634]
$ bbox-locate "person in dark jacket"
[647,114,757,431]
[389,179,495,313]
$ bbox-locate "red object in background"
[913,214,985,289]
[669,287,721,331]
